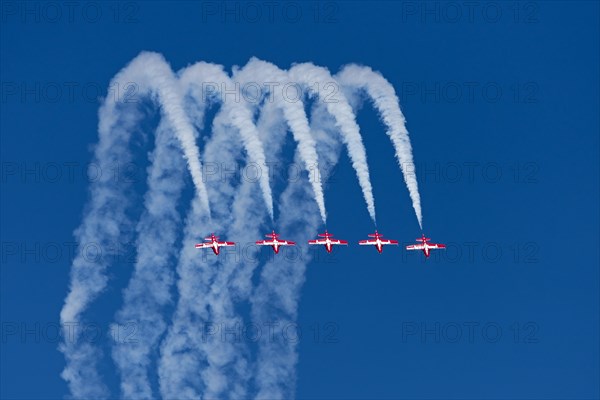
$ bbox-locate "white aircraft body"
[406,234,446,258]
[256,231,296,254]
[308,230,348,253]
[195,233,235,255]
[358,230,398,253]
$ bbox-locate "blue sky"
[1,1,599,399]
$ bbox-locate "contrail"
[157,79,241,399]
[63,54,425,399]
[158,100,285,399]
[336,64,423,229]
[251,101,343,399]
[159,64,280,396]
[179,61,274,220]
[59,65,149,399]
[157,198,214,399]
[59,51,209,398]
[157,65,241,399]
[251,180,319,399]
[110,121,186,399]
[289,62,377,223]
[235,58,328,223]
[135,52,211,215]
[222,100,290,399]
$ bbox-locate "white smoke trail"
[63,54,422,399]
[59,100,142,399]
[110,120,186,399]
[179,61,274,220]
[59,51,209,398]
[188,103,281,399]
[158,99,286,399]
[235,58,328,223]
[221,95,291,399]
[289,62,377,223]
[59,68,154,400]
[336,64,423,229]
[156,63,278,397]
[134,52,211,215]
[251,101,343,399]
[251,180,319,399]
[156,198,213,399]
[157,77,238,399]
[60,51,206,329]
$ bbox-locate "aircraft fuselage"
[271,242,280,254]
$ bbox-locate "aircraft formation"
[195,231,445,258]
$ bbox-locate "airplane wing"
[195,243,213,249]
[406,244,425,250]
[381,240,399,245]
[256,240,274,246]
[218,241,236,247]
[280,240,295,246]
[330,239,348,245]
[429,243,446,249]
[308,239,326,245]
[359,240,376,245]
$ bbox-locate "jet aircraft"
[256,231,296,254]
[358,230,398,253]
[308,230,348,253]
[406,234,446,258]
[195,233,235,255]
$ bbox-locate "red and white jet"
[308,230,348,253]
[358,230,398,253]
[256,231,296,254]
[195,233,235,256]
[406,234,446,258]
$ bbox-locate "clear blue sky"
[1,1,599,399]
